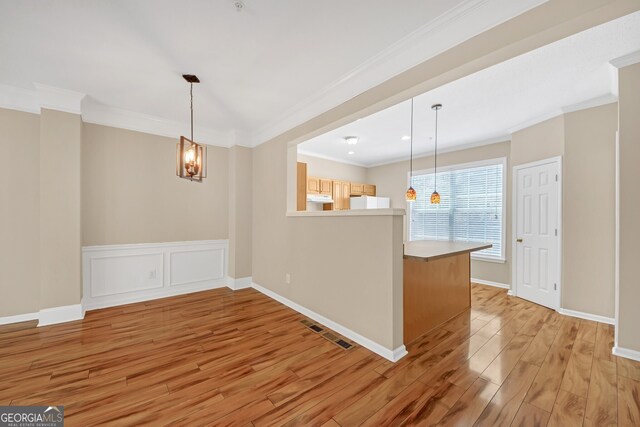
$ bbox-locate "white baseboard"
[612,346,640,362]
[557,308,615,325]
[226,276,253,291]
[471,278,510,289]
[82,280,228,311]
[38,304,84,327]
[507,289,515,296]
[251,282,406,363]
[0,312,39,326]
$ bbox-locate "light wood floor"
[1,284,639,426]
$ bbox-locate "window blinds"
[408,161,504,260]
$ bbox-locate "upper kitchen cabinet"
[307,176,320,194]
[319,179,332,195]
[307,176,332,195]
[330,180,351,210]
[351,183,377,196]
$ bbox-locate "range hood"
[307,194,333,203]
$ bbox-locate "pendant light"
[405,98,417,202]
[176,74,207,182]
[430,103,442,204]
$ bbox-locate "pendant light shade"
[406,186,417,202]
[406,98,416,202]
[431,103,442,204]
[177,74,207,182]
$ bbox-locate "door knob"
[516,238,523,243]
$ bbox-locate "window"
[408,158,506,261]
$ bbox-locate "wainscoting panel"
[82,240,228,311]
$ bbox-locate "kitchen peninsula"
[403,240,492,343]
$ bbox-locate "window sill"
[471,255,506,264]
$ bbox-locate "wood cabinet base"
[403,253,471,344]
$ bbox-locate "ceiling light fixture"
[345,136,359,145]
[405,99,416,202]
[401,135,411,141]
[430,103,442,204]
[176,74,207,182]
[348,151,355,155]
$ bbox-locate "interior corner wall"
[617,61,640,353]
[0,108,41,317]
[40,108,82,310]
[228,145,253,279]
[81,123,229,246]
[297,153,368,183]
[563,102,617,318]
[366,141,512,286]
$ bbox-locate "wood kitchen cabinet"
[327,180,351,210]
[307,176,320,194]
[351,183,376,196]
[307,177,332,195]
[297,162,307,211]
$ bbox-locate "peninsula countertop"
[403,240,492,262]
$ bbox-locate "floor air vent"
[300,319,355,350]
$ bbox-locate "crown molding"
[81,97,232,147]
[0,83,40,114]
[35,83,85,114]
[297,149,368,168]
[610,50,640,69]
[365,135,510,169]
[561,94,618,114]
[250,0,550,146]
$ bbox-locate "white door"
[514,159,560,309]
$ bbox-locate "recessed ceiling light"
[401,135,411,140]
[344,136,359,145]
[348,151,355,155]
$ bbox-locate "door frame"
[510,156,563,310]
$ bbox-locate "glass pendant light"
[430,103,442,204]
[177,74,207,182]
[405,98,417,202]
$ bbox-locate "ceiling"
[299,11,640,167]
[0,0,548,146]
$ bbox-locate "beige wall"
[0,109,41,316]
[82,123,229,246]
[228,146,253,279]
[297,153,368,183]
[563,103,617,317]
[511,115,565,167]
[366,142,512,285]
[617,62,640,352]
[254,138,404,350]
[40,109,82,309]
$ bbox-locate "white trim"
[0,84,40,114]
[610,50,640,69]
[226,276,253,290]
[507,289,515,296]
[82,240,229,311]
[561,94,618,115]
[0,312,39,326]
[82,281,228,311]
[512,156,562,310]
[614,130,620,349]
[251,282,407,363]
[471,278,510,289]
[557,308,614,325]
[38,304,84,327]
[407,157,507,262]
[81,97,232,148]
[297,150,368,168]
[251,0,549,146]
[612,346,640,362]
[35,83,85,114]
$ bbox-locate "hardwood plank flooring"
[0,284,637,426]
